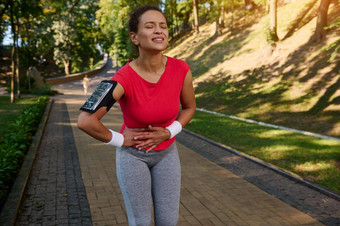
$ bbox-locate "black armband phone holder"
[80,80,117,113]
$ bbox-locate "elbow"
[191,102,196,115]
[77,118,84,131]
[77,112,89,132]
[191,106,196,119]
[77,117,85,131]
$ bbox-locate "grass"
[166,0,340,138]
[186,110,340,193]
[0,96,38,137]
[165,1,340,193]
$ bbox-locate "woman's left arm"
[176,69,196,127]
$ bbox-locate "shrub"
[0,96,49,210]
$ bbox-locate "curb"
[0,99,54,226]
[182,128,340,202]
[196,108,340,142]
[45,53,109,85]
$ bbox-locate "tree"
[96,0,116,52]
[193,0,199,34]
[50,0,99,75]
[0,0,11,36]
[214,0,222,35]
[52,18,75,75]
[51,0,80,75]
[177,0,192,32]
[319,0,340,61]
[267,0,279,45]
[15,17,20,98]
[312,0,332,42]
[164,0,177,37]
[9,0,16,103]
[97,0,163,64]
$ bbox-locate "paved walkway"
[13,59,338,225]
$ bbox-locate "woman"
[82,75,90,94]
[78,5,196,226]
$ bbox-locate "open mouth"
[152,38,164,42]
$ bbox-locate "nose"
[154,27,162,34]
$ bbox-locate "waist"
[119,123,176,151]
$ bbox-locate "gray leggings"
[116,142,181,226]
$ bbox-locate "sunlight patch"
[256,129,293,138]
[309,138,340,147]
[294,162,334,173]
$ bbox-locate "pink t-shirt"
[112,56,190,150]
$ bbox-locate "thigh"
[151,144,181,226]
[116,147,153,226]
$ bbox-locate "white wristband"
[105,129,124,147]
[166,121,182,139]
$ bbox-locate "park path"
[14,58,326,225]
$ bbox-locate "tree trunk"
[63,59,70,75]
[268,0,279,44]
[16,44,20,98]
[230,0,234,30]
[16,20,20,98]
[220,1,225,29]
[11,45,16,103]
[193,0,199,34]
[313,0,331,42]
[214,0,222,35]
[10,0,16,103]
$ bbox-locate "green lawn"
[0,96,38,137]
[186,110,340,193]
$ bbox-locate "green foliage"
[50,0,100,74]
[30,84,58,95]
[96,0,163,64]
[266,28,279,45]
[0,96,49,206]
[1,0,100,75]
[176,0,192,27]
[0,97,37,137]
[319,19,340,62]
[52,18,75,66]
[96,0,134,64]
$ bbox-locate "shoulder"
[167,56,190,70]
[111,63,131,82]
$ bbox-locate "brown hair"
[128,5,164,33]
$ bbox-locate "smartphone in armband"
[80,80,117,113]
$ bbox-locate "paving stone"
[13,59,338,226]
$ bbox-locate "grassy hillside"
[165,0,340,138]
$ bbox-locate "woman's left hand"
[134,125,171,152]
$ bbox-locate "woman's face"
[131,10,169,52]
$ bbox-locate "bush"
[30,84,59,96]
[0,96,49,210]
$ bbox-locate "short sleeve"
[111,64,130,96]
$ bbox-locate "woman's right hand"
[122,127,150,147]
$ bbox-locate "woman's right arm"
[77,83,148,146]
[77,83,125,143]
[77,108,113,142]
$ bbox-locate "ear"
[130,32,139,46]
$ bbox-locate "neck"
[135,52,165,73]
